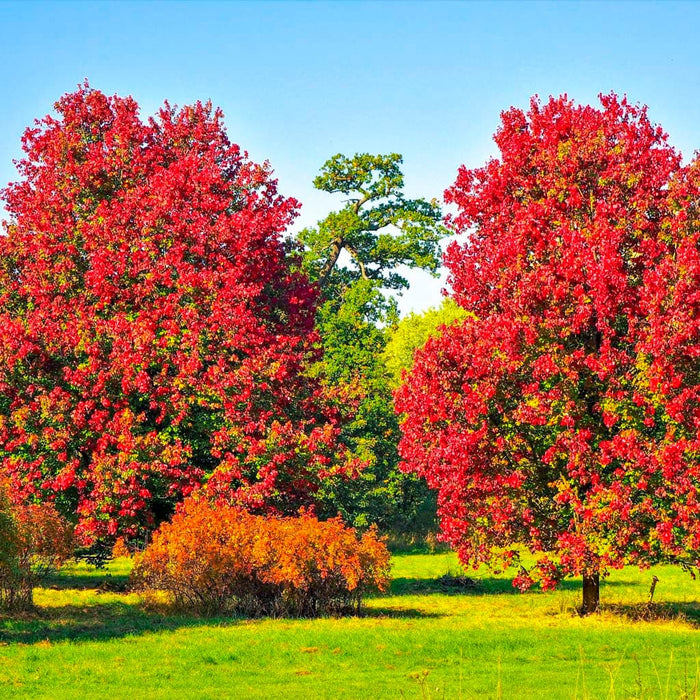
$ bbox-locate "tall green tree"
[299,153,448,535]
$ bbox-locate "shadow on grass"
[604,601,700,627]
[0,597,436,646]
[0,601,215,646]
[391,575,627,597]
[43,572,131,592]
[359,605,441,619]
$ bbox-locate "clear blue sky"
[1,0,699,313]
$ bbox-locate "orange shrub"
[111,537,132,559]
[0,484,74,610]
[132,498,390,616]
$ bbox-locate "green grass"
[1,554,700,699]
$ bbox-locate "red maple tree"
[0,85,352,545]
[396,94,700,613]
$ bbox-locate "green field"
[1,553,699,699]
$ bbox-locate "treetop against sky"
[1,0,699,312]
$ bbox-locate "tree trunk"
[580,572,600,616]
[318,238,343,287]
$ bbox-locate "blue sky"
[2,0,699,313]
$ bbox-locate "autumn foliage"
[0,85,353,545]
[0,482,74,610]
[397,94,700,610]
[132,498,390,616]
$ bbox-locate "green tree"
[299,154,448,536]
[298,153,445,303]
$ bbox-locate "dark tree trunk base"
[580,572,600,615]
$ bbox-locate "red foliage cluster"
[0,84,355,544]
[131,498,390,616]
[397,94,700,589]
[0,482,74,610]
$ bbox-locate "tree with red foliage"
[0,85,353,546]
[396,94,700,613]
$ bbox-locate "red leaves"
[398,93,700,589]
[0,85,346,544]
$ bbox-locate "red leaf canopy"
[0,85,346,543]
[397,94,700,587]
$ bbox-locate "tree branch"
[352,192,372,214]
[344,243,369,280]
[318,238,344,287]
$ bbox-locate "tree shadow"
[391,575,509,596]
[390,575,627,597]
[43,571,131,592]
[0,601,216,646]
[604,601,700,627]
[0,595,435,645]
[359,605,442,619]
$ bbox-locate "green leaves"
[313,153,404,199]
[299,152,448,296]
[299,153,446,535]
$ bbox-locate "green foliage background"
[298,154,449,535]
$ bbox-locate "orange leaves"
[0,481,74,610]
[132,498,390,616]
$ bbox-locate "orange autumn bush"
[0,483,74,610]
[131,498,390,616]
[111,537,132,559]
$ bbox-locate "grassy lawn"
[1,553,700,699]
